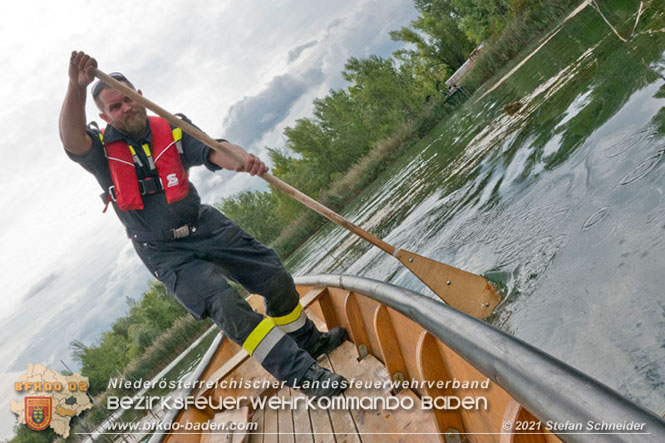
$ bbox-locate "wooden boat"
[144,275,665,443]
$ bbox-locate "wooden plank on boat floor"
[291,388,314,443]
[276,387,295,443]
[328,341,441,443]
[205,355,278,412]
[307,386,335,443]
[248,406,264,443]
[201,407,250,443]
[263,400,278,443]
[320,355,361,443]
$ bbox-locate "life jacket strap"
[99,177,165,211]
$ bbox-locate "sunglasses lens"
[92,82,103,97]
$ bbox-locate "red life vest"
[101,116,189,211]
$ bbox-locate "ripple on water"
[597,128,650,158]
[512,234,568,294]
[495,238,528,267]
[582,206,609,230]
[619,149,664,185]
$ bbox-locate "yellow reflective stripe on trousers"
[242,318,285,363]
[271,302,307,333]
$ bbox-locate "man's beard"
[113,106,148,138]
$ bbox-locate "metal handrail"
[147,332,225,443]
[294,274,665,442]
[82,326,222,443]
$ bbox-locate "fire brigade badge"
[25,397,52,431]
[12,364,92,437]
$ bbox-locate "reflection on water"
[286,6,665,415]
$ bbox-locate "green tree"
[127,281,183,332]
[268,147,330,225]
[219,191,283,244]
[71,332,129,395]
[10,424,57,443]
[390,0,475,87]
[286,89,374,176]
[343,55,421,135]
[450,0,509,43]
[266,54,427,228]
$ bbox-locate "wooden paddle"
[92,68,501,319]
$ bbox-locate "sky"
[0,1,418,439]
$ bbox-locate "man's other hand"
[237,153,269,176]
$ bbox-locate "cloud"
[22,272,60,302]
[288,40,318,64]
[327,18,345,31]
[4,241,152,373]
[220,66,324,150]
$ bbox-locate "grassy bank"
[463,0,650,93]
[462,0,582,91]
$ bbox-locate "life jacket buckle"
[138,177,164,195]
[108,186,117,202]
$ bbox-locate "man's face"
[98,86,147,137]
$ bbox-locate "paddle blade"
[395,249,501,319]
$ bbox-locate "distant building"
[445,43,484,89]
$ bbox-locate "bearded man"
[59,51,347,397]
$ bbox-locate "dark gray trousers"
[132,204,316,383]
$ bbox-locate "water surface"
[286,5,665,415]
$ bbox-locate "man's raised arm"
[59,51,97,155]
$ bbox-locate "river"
[286,3,665,416]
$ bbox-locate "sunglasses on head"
[91,72,129,98]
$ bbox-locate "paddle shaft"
[92,68,395,255]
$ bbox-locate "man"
[59,51,347,397]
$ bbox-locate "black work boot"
[305,327,348,360]
[296,362,348,398]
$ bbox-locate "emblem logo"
[167,173,179,187]
[25,397,52,432]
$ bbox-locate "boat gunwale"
[294,274,665,442]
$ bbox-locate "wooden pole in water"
[92,67,501,319]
